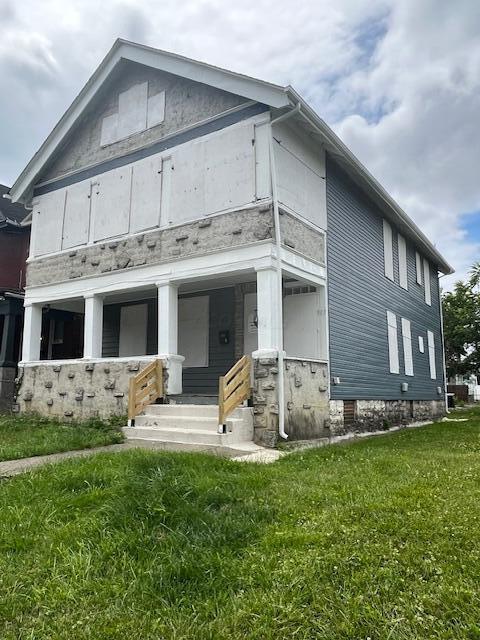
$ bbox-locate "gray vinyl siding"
[326,157,444,400]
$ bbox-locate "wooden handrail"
[218,355,251,426]
[128,359,164,422]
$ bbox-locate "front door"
[179,287,236,395]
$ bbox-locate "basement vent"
[343,400,356,427]
[284,285,317,296]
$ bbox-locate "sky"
[0,0,479,288]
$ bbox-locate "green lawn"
[0,413,124,461]
[1,408,480,639]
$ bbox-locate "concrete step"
[144,404,219,418]
[134,414,220,431]
[123,426,228,446]
[172,395,218,405]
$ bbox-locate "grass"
[1,407,480,638]
[0,413,124,462]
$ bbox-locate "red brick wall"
[0,229,29,292]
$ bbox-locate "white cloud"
[0,0,478,285]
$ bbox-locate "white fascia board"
[10,40,289,205]
[120,40,290,109]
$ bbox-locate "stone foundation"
[15,360,159,420]
[328,398,446,436]
[0,366,16,413]
[253,356,329,447]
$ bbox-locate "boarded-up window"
[383,220,394,281]
[92,166,131,241]
[62,180,91,249]
[119,304,148,357]
[401,318,414,376]
[418,335,425,353]
[415,251,423,285]
[424,259,431,305]
[283,290,327,361]
[427,330,436,379]
[398,234,408,290]
[130,155,163,233]
[387,310,399,374]
[32,190,65,256]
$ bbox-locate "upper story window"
[423,258,431,305]
[415,251,423,285]
[100,82,166,147]
[383,220,394,281]
[398,234,408,290]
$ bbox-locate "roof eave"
[9,39,290,204]
[285,88,453,276]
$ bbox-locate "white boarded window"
[383,220,394,281]
[387,311,399,374]
[178,296,209,368]
[415,251,423,285]
[398,234,408,290]
[424,258,431,305]
[418,335,425,353]
[401,318,414,376]
[427,330,436,379]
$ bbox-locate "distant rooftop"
[0,185,29,226]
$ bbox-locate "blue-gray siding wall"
[326,158,444,400]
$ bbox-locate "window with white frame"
[427,330,436,379]
[383,220,394,281]
[415,251,423,285]
[401,318,414,376]
[387,311,399,374]
[423,258,431,305]
[418,335,425,353]
[398,234,408,290]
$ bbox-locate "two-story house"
[9,40,453,447]
[0,185,29,411]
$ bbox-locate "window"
[424,258,431,305]
[401,318,414,376]
[383,220,394,281]
[427,330,436,379]
[418,335,425,353]
[415,251,423,285]
[387,311,399,374]
[398,234,408,290]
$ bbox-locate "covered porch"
[18,245,329,443]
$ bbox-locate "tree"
[442,262,480,381]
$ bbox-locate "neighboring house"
[0,185,29,411]
[9,40,453,447]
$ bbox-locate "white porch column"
[254,265,283,357]
[157,281,184,394]
[22,303,43,362]
[83,294,103,358]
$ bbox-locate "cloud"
[0,0,478,286]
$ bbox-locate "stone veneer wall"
[328,398,446,436]
[253,356,329,447]
[26,207,325,289]
[15,359,160,420]
[0,366,16,413]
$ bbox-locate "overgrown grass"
[1,408,480,638]
[0,413,124,461]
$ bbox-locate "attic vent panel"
[100,82,165,146]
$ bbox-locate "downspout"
[438,273,449,413]
[268,102,301,440]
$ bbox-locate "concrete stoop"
[123,403,254,449]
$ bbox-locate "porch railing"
[218,355,251,427]
[128,359,164,423]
